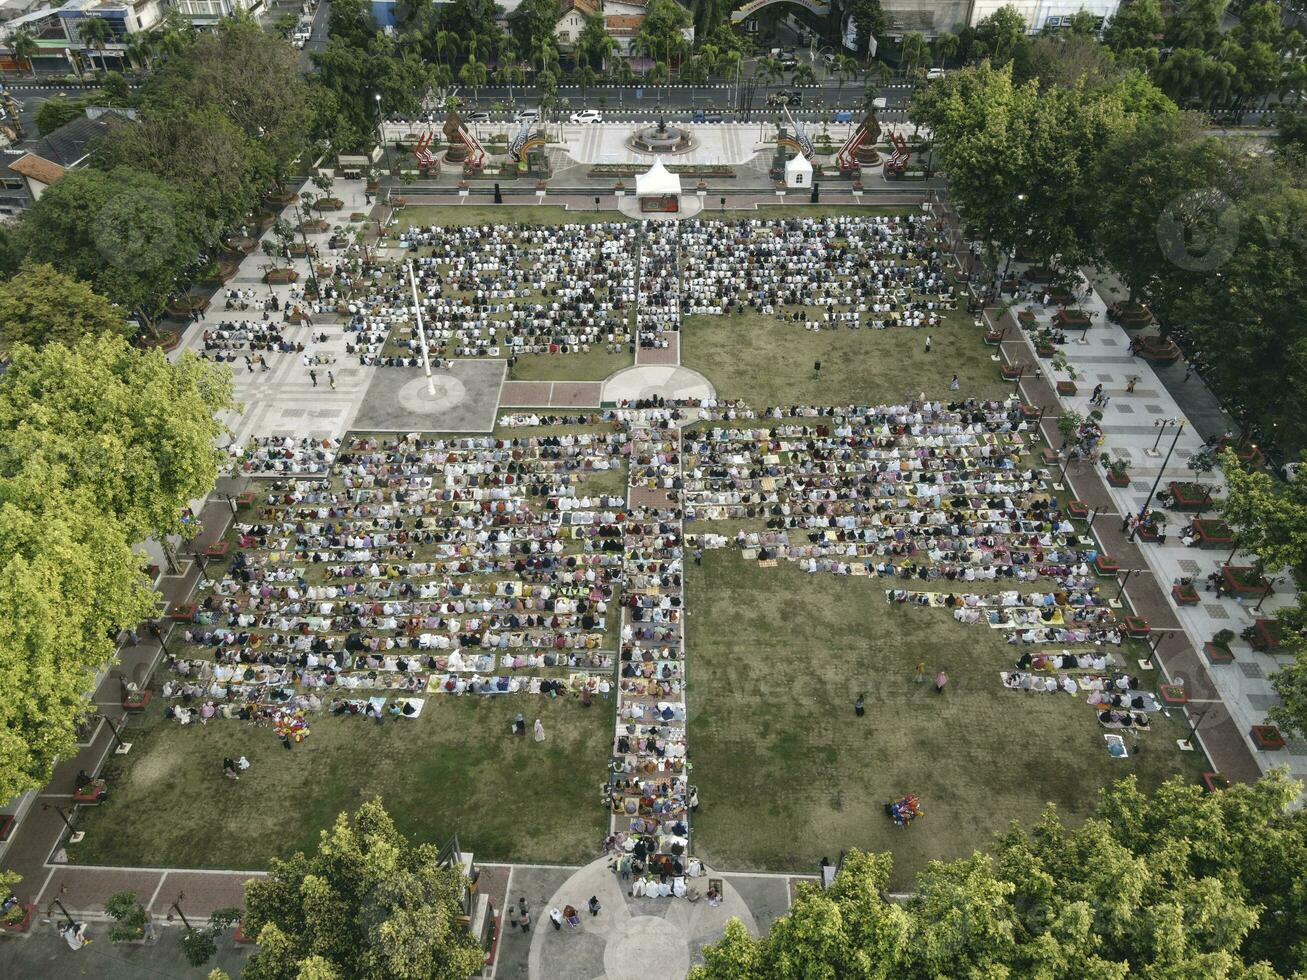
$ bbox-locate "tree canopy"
[242,799,484,980]
[0,333,234,542]
[0,262,131,351]
[13,166,206,324]
[692,772,1307,978]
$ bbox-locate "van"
[292,22,311,46]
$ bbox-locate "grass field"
[69,693,611,869]
[685,552,1209,888]
[682,309,1004,407]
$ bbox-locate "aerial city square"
[0,0,1306,975]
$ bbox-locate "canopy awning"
[635,158,681,198]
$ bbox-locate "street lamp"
[1139,420,1185,519]
[374,92,384,151]
[43,803,83,844]
[1146,417,1181,456]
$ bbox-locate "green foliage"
[104,891,150,942]
[846,0,885,58]
[693,772,1307,977]
[14,166,205,323]
[0,466,155,802]
[36,94,94,136]
[0,333,235,541]
[1219,449,1307,574]
[1105,0,1164,52]
[143,15,315,186]
[179,908,240,967]
[313,28,428,152]
[242,799,483,980]
[92,104,261,243]
[0,262,131,351]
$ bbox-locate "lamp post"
[167,893,192,931]
[43,803,82,843]
[293,204,322,300]
[1146,417,1180,456]
[406,261,436,397]
[374,92,384,152]
[1114,567,1135,604]
[1139,420,1185,520]
[149,620,171,658]
[104,713,132,755]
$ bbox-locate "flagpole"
[406,260,436,395]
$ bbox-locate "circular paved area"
[602,365,715,406]
[528,857,758,979]
[396,374,468,415]
[617,196,704,221]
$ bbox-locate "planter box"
[1049,287,1073,305]
[123,690,151,712]
[263,269,299,285]
[1020,404,1041,421]
[1136,336,1181,366]
[236,491,256,510]
[1250,618,1283,652]
[1000,364,1023,381]
[1204,642,1235,665]
[1201,772,1231,792]
[72,778,107,804]
[206,541,230,559]
[1036,344,1056,358]
[1106,469,1131,488]
[983,330,1004,346]
[165,297,208,318]
[1172,583,1200,606]
[1040,447,1060,465]
[1251,724,1286,750]
[1108,301,1154,329]
[1168,482,1213,511]
[1053,308,1090,329]
[1067,500,1089,519]
[1137,524,1161,543]
[1056,381,1077,396]
[1222,565,1270,598]
[0,813,14,842]
[1023,265,1054,284]
[1158,683,1189,706]
[234,921,257,944]
[1,903,36,934]
[314,197,344,212]
[1191,518,1234,549]
[1123,615,1151,639]
[1094,554,1119,576]
[299,219,330,234]
[1017,309,1037,328]
[169,602,197,622]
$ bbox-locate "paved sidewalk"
[992,283,1297,783]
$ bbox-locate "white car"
[570,109,602,124]
[926,68,946,80]
[514,109,540,123]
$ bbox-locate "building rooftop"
[8,151,64,184]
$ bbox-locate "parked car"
[926,67,946,80]
[833,109,853,123]
[766,91,802,107]
[514,108,540,122]
[569,109,602,123]
[467,111,491,122]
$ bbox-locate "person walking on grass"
[914,662,926,684]
[924,335,932,353]
[934,670,948,694]
[854,692,866,717]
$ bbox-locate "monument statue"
[443,107,469,164]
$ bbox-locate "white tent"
[784,153,813,189]
[635,158,682,203]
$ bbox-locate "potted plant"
[1205,628,1236,664]
[1,902,34,934]
[1051,352,1078,395]
[1101,453,1131,488]
[105,891,153,943]
[311,173,343,211]
[1251,724,1286,751]
[1171,579,1200,606]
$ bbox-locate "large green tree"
[914,61,1163,273]
[0,262,131,351]
[1104,0,1164,53]
[242,799,484,980]
[692,772,1307,977]
[1174,190,1307,452]
[92,104,261,243]
[14,166,205,325]
[0,467,155,804]
[143,14,315,188]
[0,333,234,541]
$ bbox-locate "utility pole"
[406,261,436,396]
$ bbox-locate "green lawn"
[393,205,628,230]
[685,552,1209,889]
[509,345,630,383]
[683,309,1005,407]
[70,694,611,870]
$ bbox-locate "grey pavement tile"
[1247,694,1281,711]
[1204,603,1230,620]
[1115,403,1134,414]
[1239,662,1265,679]
[1178,559,1200,574]
[1145,404,1164,415]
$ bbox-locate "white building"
[171,0,263,27]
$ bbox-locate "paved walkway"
[984,286,1284,784]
